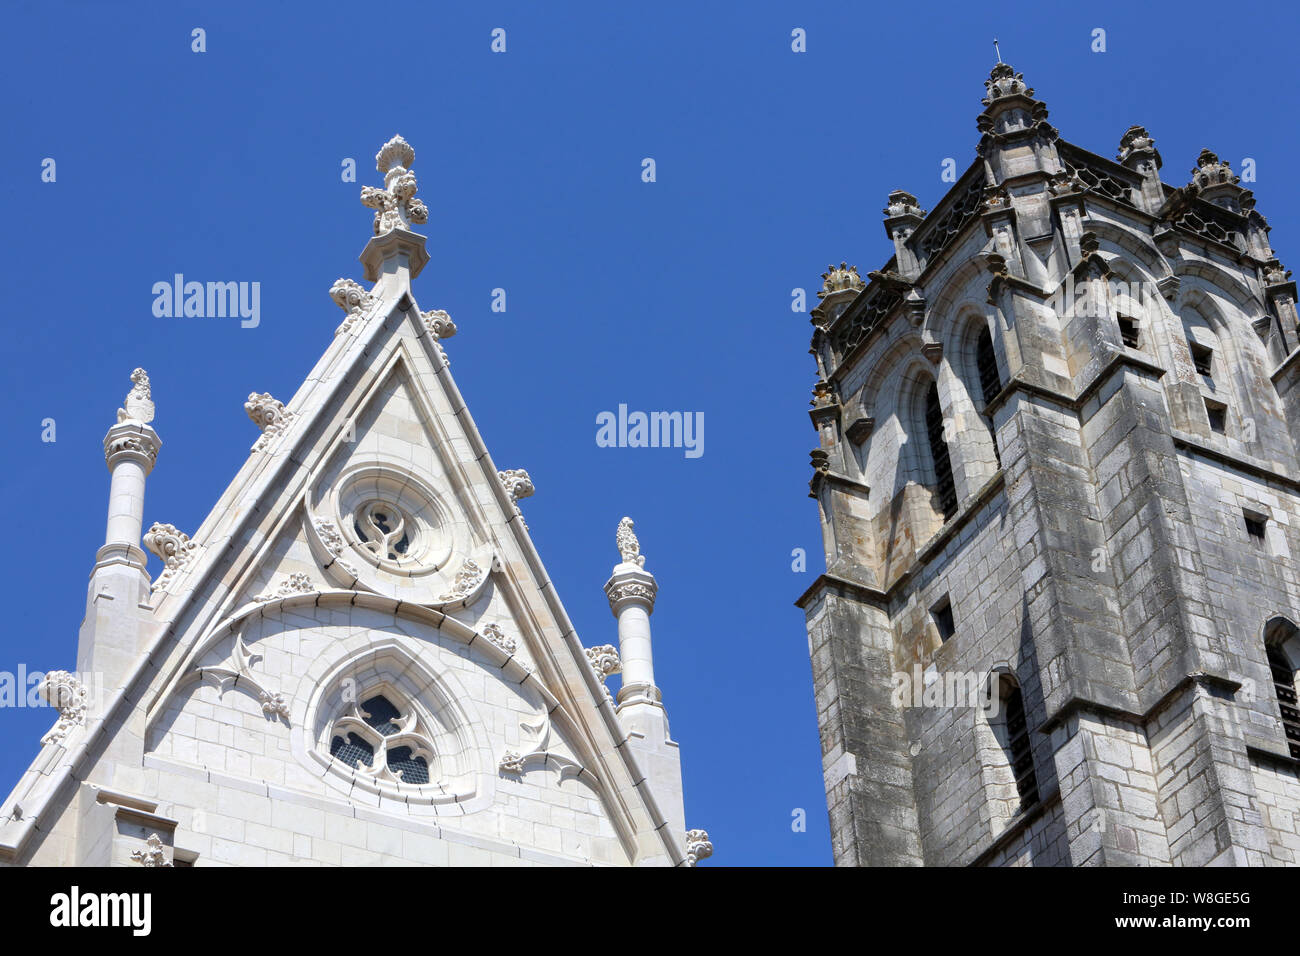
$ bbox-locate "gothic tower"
[0,136,710,868]
[798,65,1300,865]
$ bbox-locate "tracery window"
[328,692,435,785]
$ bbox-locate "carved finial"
[982,62,1033,106]
[1117,125,1161,169]
[616,517,645,567]
[817,262,865,300]
[1191,148,1238,189]
[882,190,927,221]
[360,135,430,236]
[116,368,155,424]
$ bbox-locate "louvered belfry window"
[1003,682,1040,810]
[976,328,1002,406]
[1267,645,1300,760]
[925,382,958,520]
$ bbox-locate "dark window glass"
[925,382,958,520]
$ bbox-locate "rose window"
[354,502,412,561]
[328,694,435,785]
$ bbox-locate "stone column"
[97,421,160,573]
[76,371,162,690]
[603,519,684,843]
[605,559,660,711]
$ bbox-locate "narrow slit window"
[976,328,1002,406]
[932,598,956,642]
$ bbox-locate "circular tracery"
[333,466,453,573]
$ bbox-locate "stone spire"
[357,134,431,285]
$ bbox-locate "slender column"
[603,518,683,844]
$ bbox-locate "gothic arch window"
[975,327,1002,408]
[328,690,436,785]
[1265,618,1300,760]
[995,675,1039,811]
[924,381,958,521]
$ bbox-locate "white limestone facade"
[0,136,708,868]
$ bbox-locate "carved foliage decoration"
[130,833,173,867]
[245,393,295,453]
[481,623,517,656]
[254,572,315,604]
[685,829,713,866]
[438,558,485,604]
[331,278,378,336]
[360,135,430,236]
[196,631,292,725]
[143,522,198,592]
[585,644,622,701]
[39,670,88,746]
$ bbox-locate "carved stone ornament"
[499,751,526,774]
[196,632,292,725]
[103,430,159,468]
[1117,125,1161,168]
[438,558,485,604]
[331,278,377,336]
[1191,149,1238,191]
[254,572,315,603]
[685,829,713,866]
[130,833,173,867]
[312,518,358,577]
[361,135,430,237]
[245,392,295,452]
[982,62,1033,106]
[421,308,457,340]
[818,262,865,300]
[116,368,155,424]
[498,469,534,528]
[586,644,622,700]
[481,622,517,656]
[498,469,534,503]
[38,670,88,746]
[882,190,927,220]
[616,516,645,567]
[143,522,198,592]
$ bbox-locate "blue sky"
[2,0,1298,867]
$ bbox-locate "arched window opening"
[924,382,958,521]
[976,328,1002,407]
[1001,679,1039,811]
[1266,644,1300,760]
